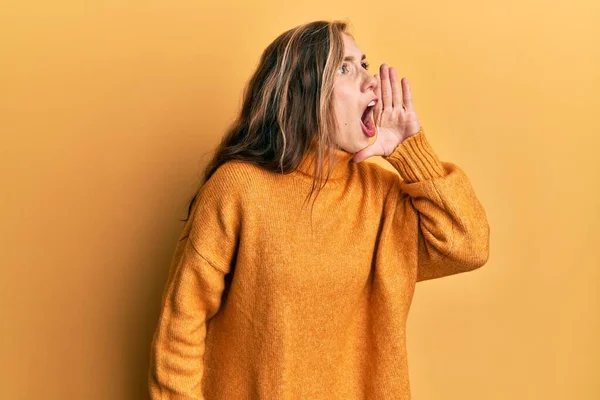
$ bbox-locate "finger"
[380,64,392,112]
[402,77,413,110]
[389,67,403,109]
[373,74,382,124]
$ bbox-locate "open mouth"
[360,103,376,137]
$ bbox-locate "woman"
[148,19,490,400]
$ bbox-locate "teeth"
[368,100,376,107]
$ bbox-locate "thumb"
[352,142,378,163]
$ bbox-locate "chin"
[344,140,365,155]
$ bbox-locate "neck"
[295,139,355,180]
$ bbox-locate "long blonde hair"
[183,19,352,221]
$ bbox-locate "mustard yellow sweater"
[148,127,490,399]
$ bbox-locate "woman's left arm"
[383,127,490,282]
[354,65,490,281]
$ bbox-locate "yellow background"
[1,1,598,398]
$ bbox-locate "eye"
[338,61,370,75]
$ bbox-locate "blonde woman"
[148,19,490,400]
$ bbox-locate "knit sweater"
[148,127,490,399]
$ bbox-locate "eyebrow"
[343,54,367,61]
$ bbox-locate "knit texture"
[148,127,490,399]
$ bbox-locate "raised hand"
[353,63,422,163]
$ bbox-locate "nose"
[362,71,378,94]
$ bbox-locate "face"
[332,33,379,153]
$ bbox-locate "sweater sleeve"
[382,127,490,282]
[148,163,244,399]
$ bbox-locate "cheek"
[337,90,353,108]
[332,87,357,128]
[335,98,354,119]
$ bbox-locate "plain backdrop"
[1,0,599,399]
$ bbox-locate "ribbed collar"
[295,139,355,180]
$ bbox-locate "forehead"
[342,33,363,57]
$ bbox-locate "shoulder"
[192,161,253,215]
[201,160,257,196]
[187,161,255,237]
[198,160,276,208]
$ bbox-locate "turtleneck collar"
[295,138,355,180]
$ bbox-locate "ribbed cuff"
[382,127,446,182]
